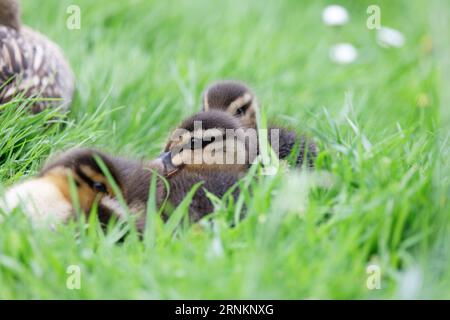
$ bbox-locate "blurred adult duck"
[0,0,74,113]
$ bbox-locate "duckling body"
[272,126,316,168]
[127,111,251,224]
[123,165,241,226]
[202,80,317,168]
[1,148,135,225]
[158,110,252,221]
[0,0,74,113]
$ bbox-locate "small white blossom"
[329,43,358,64]
[322,5,349,26]
[377,27,405,48]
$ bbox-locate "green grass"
[0,0,449,299]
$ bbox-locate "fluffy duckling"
[203,80,258,128]
[162,110,256,173]
[0,0,75,113]
[202,80,317,168]
[1,112,253,228]
[0,148,145,225]
[143,110,255,222]
[137,108,252,221]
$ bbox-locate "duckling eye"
[235,103,250,116]
[93,182,107,193]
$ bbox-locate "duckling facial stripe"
[227,93,253,115]
[203,94,210,111]
[75,167,97,190]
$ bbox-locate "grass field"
[0,0,449,299]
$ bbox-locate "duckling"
[0,0,75,113]
[1,112,252,228]
[158,110,255,221]
[162,110,256,173]
[203,80,258,128]
[0,148,144,225]
[202,80,317,168]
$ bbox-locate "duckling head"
[202,80,258,128]
[0,148,122,224]
[0,0,21,30]
[160,111,257,175]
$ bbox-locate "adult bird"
[0,0,74,113]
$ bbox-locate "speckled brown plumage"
[0,0,74,113]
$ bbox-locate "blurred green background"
[0,0,448,298]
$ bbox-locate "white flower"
[322,5,349,26]
[377,27,405,48]
[329,43,358,64]
[398,267,422,299]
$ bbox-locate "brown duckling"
[158,110,255,221]
[203,80,258,128]
[0,0,75,113]
[202,80,317,168]
[1,112,253,228]
[162,110,256,173]
[0,148,147,225]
